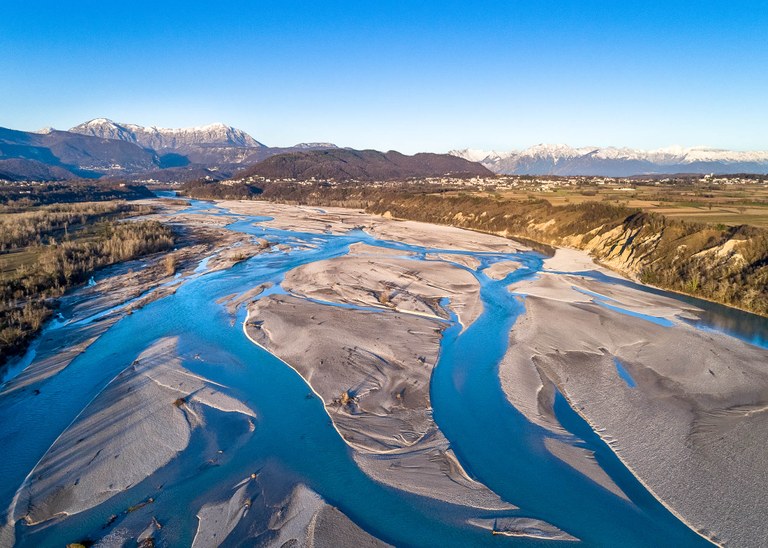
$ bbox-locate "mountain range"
[0,119,340,181]
[449,144,768,177]
[1,118,767,182]
[69,119,269,166]
[70,119,264,150]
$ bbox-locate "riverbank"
[218,183,768,316]
[504,248,768,546]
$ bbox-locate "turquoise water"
[572,286,675,327]
[1,199,764,546]
[613,358,637,388]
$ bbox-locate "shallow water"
[566,270,768,349]
[612,358,637,388]
[1,199,765,546]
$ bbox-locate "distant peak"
[69,119,265,149]
[448,148,516,163]
[145,122,233,132]
[203,122,230,129]
[84,118,116,126]
[292,142,338,149]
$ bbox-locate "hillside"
[367,194,768,314]
[236,149,493,181]
[0,159,78,182]
[0,182,154,206]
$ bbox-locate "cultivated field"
[493,182,768,228]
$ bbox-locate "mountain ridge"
[450,144,768,176]
[0,121,345,181]
[70,118,266,150]
[2,117,767,182]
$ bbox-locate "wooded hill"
[0,202,174,364]
[235,149,494,182]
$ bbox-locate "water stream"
[1,198,765,546]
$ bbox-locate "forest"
[181,178,262,200]
[0,182,154,206]
[0,201,174,364]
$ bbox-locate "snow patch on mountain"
[448,148,514,163]
[292,142,338,149]
[450,144,768,176]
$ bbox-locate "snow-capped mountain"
[70,119,265,151]
[450,144,768,176]
[0,119,347,180]
[292,142,338,150]
[67,119,342,168]
[448,149,512,164]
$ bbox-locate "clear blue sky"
[1,1,766,153]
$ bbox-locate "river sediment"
[0,197,764,547]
